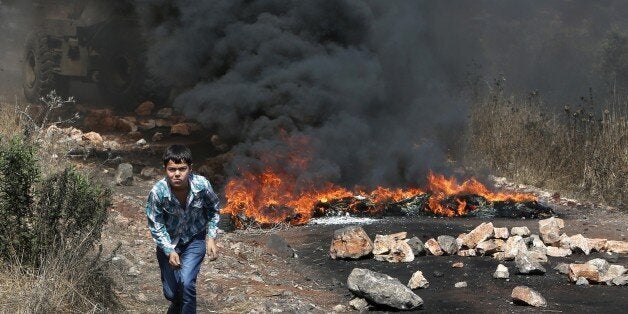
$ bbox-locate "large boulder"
[329,226,373,259]
[347,268,423,310]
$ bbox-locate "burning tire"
[22,31,69,102]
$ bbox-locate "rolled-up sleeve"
[145,190,176,254]
[205,185,221,239]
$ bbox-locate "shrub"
[34,167,111,259]
[0,136,39,262]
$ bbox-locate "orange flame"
[223,168,537,226]
[222,134,536,226]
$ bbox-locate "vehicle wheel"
[23,31,68,102]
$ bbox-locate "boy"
[145,144,220,313]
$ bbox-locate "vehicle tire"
[22,31,69,102]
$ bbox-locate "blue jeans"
[156,232,206,314]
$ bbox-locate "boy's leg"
[156,247,182,312]
[178,233,207,313]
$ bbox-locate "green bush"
[0,136,39,262]
[0,135,111,266]
[35,167,111,256]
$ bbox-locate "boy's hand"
[168,252,181,268]
[207,238,218,261]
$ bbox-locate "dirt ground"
[84,136,628,313]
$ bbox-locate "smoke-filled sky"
[2,0,627,189]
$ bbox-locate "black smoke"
[133,0,628,189]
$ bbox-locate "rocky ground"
[55,102,627,313]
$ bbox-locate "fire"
[426,172,536,217]
[223,168,537,227]
[222,132,537,227]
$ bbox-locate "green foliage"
[34,167,112,257]
[0,135,112,267]
[0,136,39,261]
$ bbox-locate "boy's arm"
[146,190,176,254]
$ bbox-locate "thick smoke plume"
[136,0,464,189]
[134,0,628,190]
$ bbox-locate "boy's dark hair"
[163,145,193,166]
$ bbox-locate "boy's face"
[165,160,191,190]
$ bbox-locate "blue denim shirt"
[145,173,220,254]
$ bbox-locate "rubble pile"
[329,217,627,310]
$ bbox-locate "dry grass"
[0,101,22,139]
[0,237,120,313]
[468,88,627,207]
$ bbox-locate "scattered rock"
[171,123,192,136]
[437,235,458,255]
[515,252,546,275]
[493,264,510,279]
[332,304,347,312]
[135,101,155,116]
[373,232,406,255]
[135,138,147,147]
[115,163,134,186]
[605,240,628,254]
[528,234,547,250]
[599,265,627,283]
[586,258,610,273]
[493,227,509,239]
[406,237,425,256]
[527,249,548,263]
[546,246,571,257]
[425,238,444,256]
[476,239,505,256]
[569,234,591,255]
[457,249,476,257]
[612,275,628,286]
[587,238,607,252]
[82,131,103,145]
[454,281,467,288]
[329,226,373,259]
[511,226,531,237]
[347,268,423,310]
[461,222,494,249]
[383,240,415,263]
[408,270,429,289]
[504,236,527,260]
[553,263,570,275]
[576,277,589,285]
[538,217,564,244]
[349,297,369,311]
[511,286,547,307]
[452,262,464,268]
[568,264,600,283]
